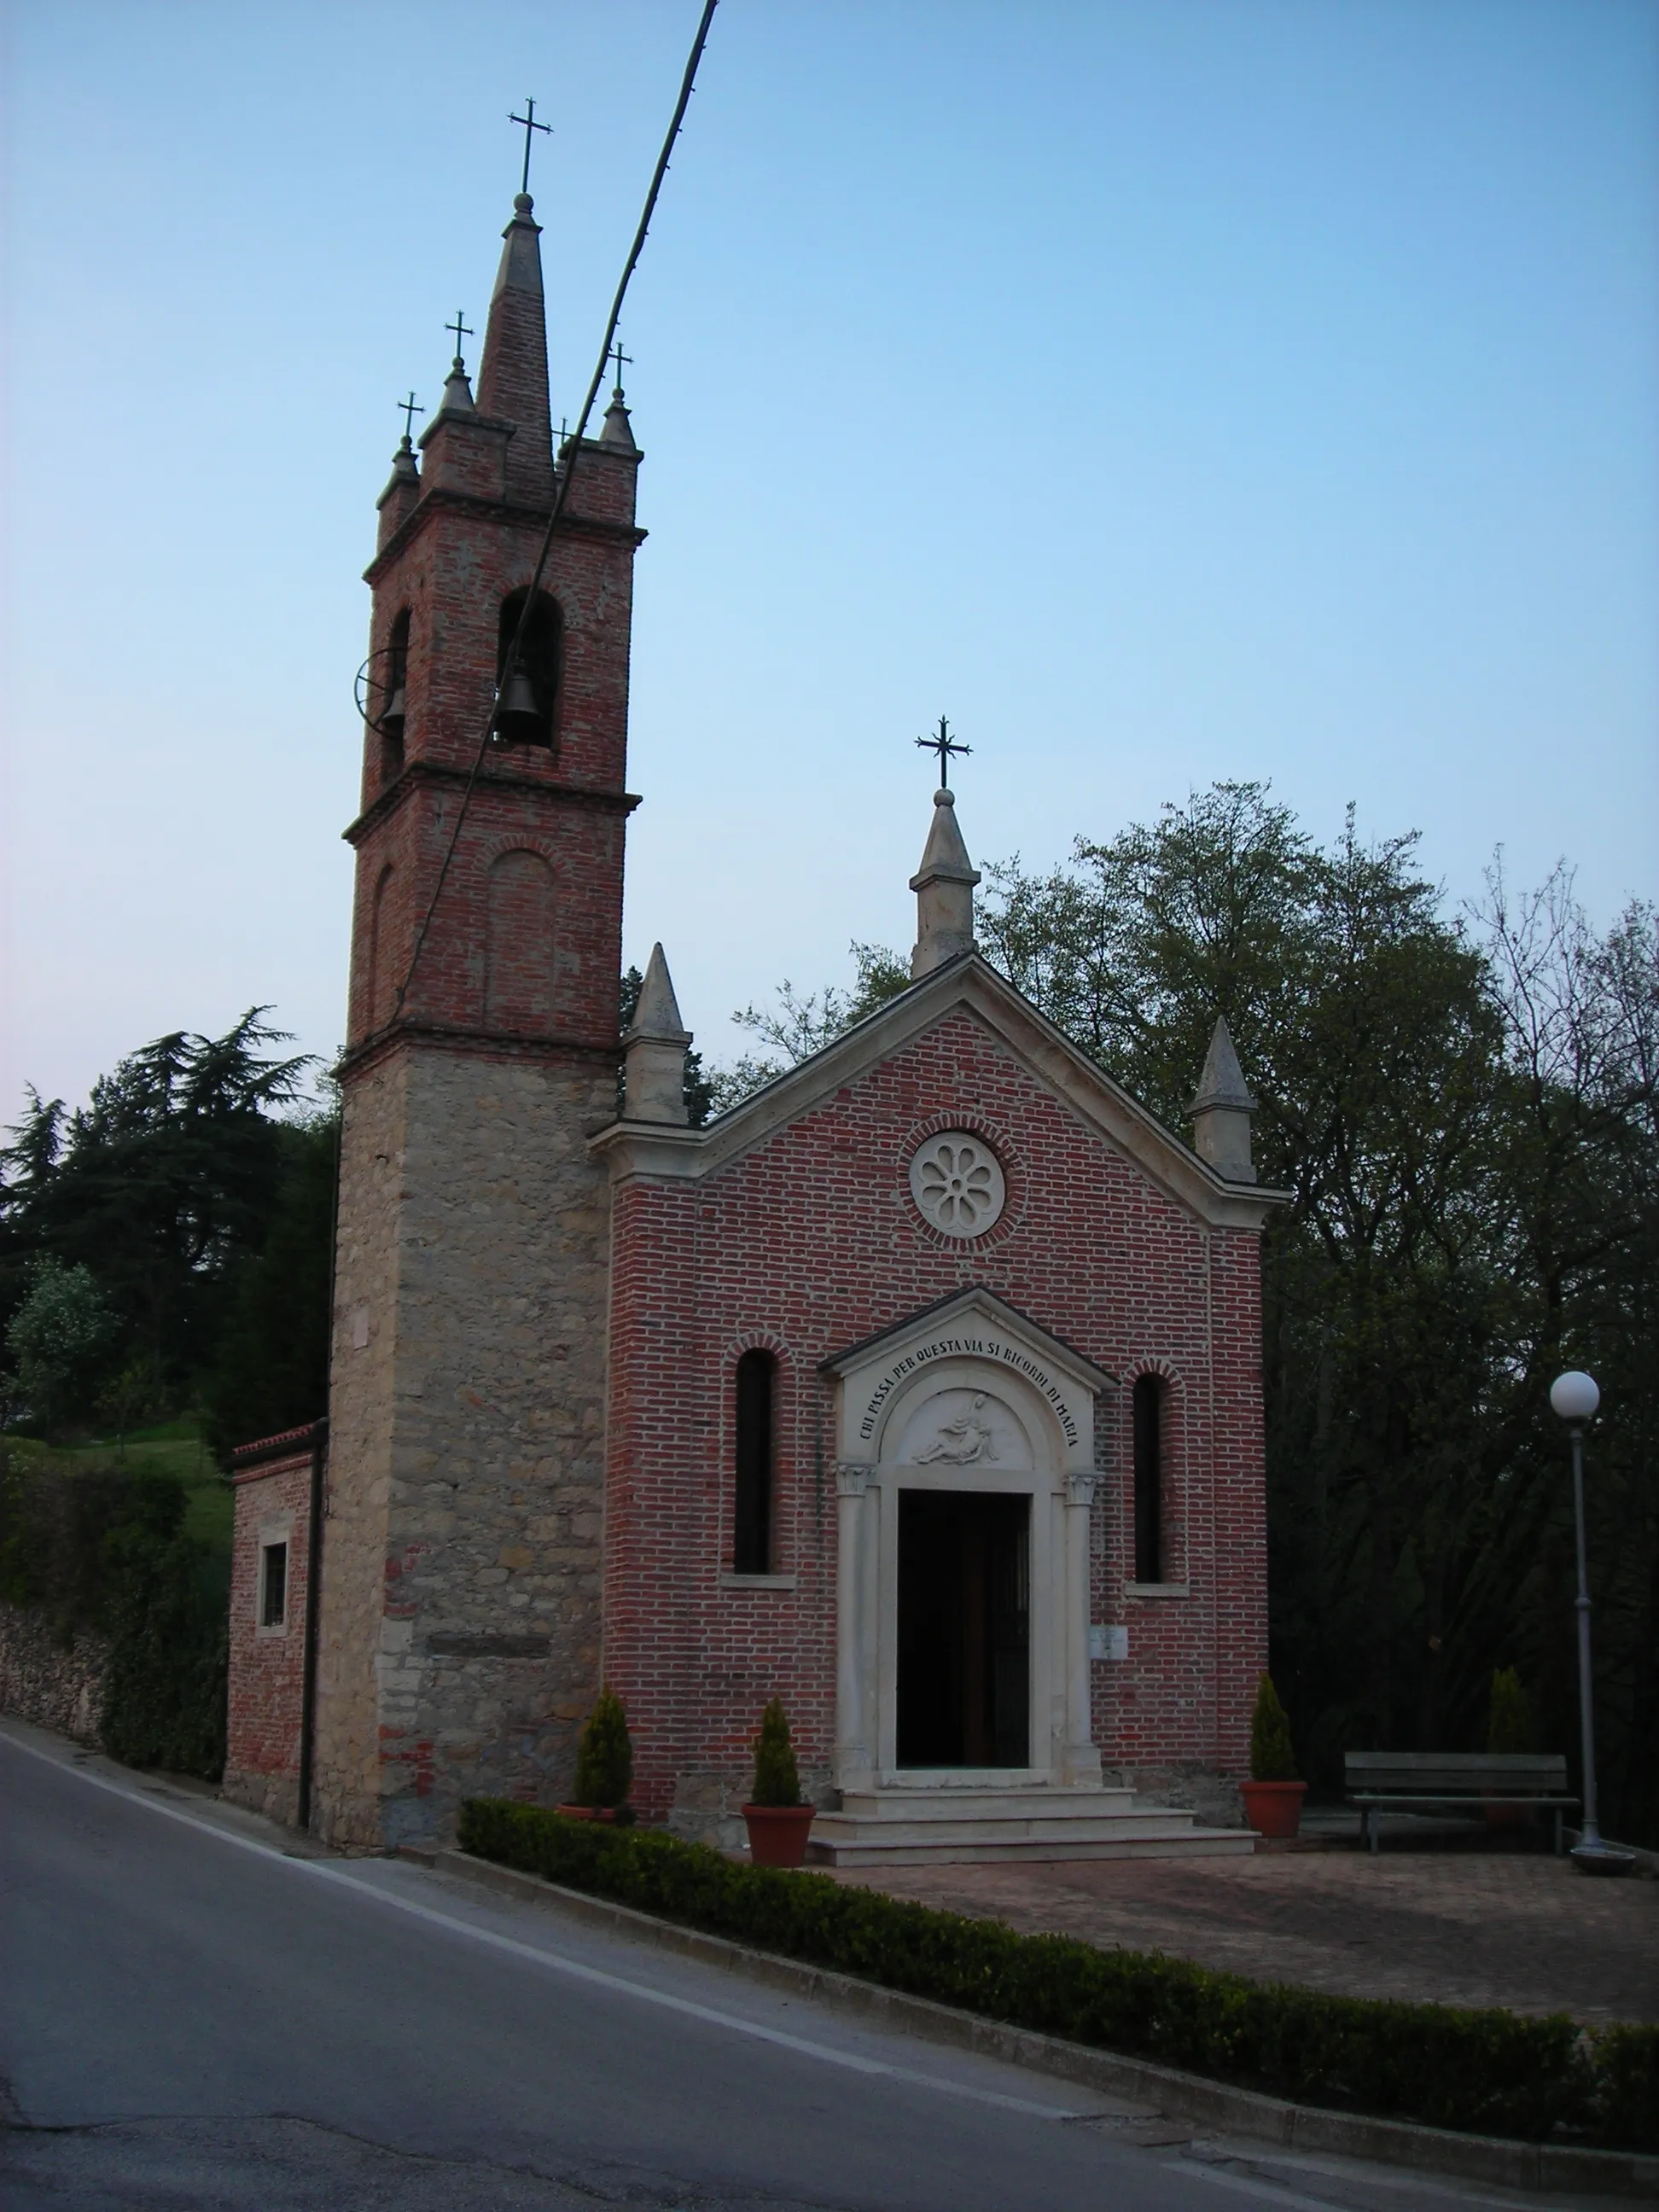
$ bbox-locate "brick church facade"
[224,183,1283,1859]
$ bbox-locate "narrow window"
[733,1352,775,1575]
[260,1540,288,1629]
[1132,1376,1163,1584]
[380,608,410,778]
[494,588,562,746]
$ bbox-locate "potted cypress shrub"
[1239,1674,1306,1839]
[1484,1666,1535,1829]
[741,1698,816,1866]
[558,1686,634,1823]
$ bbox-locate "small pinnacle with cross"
[397,391,425,445]
[916,715,970,791]
[608,338,632,396]
[445,309,474,366]
[509,96,551,197]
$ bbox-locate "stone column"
[834,1465,873,1789]
[1063,1471,1102,1785]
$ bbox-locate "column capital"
[1066,1470,1098,1508]
[835,1463,875,1499]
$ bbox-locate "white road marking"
[2,1730,1084,2122]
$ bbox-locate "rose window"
[908,1132,1006,1238]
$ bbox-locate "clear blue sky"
[4,0,1656,1114]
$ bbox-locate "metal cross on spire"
[608,337,633,394]
[916,715,970,791]
[509,96,552,196]
[445,309,474,364]
[397,391,425,443]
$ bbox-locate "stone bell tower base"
[311,1039,614,1850]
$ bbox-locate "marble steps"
[806,1784,1256,1866]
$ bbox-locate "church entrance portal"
[896,1490,1030,1767]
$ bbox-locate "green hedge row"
[458,1800,1658,2151]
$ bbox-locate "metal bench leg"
[1555,1809,1563,1856]
[1367,1807,1378,1856]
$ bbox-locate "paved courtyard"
[830,1843,1659,2024]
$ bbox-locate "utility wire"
[390,0,719,1027]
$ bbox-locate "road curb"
[422,1848,1658,2202]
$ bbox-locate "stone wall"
[0,1600,108,1743]
[313,1039,614,1851]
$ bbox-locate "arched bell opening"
[380,608,410,779]
[494,588,562,748]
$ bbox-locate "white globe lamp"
[1549,1371,1600,1423]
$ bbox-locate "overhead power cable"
[390,0,719,1028]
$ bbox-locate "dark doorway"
[897,1490,1029,1767]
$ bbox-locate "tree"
[201,1109,339,1458]
[3,1259,116,1432]
[0,1012,315,1419]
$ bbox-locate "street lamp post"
[1548,1371,1633,1876]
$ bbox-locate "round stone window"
[909,1132,1006,1238]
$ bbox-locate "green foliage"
[201,1112,338,1458]
[1487,1668,1535,1755]
[0,1445,225,1778]
[573,1686,633,1807]
[98,1479,226,1778]
[973,789,1658,1846]
[707,941,912,1113]
[750,1697,801,1807]
[4,1258,117,1429]
[1249,1674,1298,1782]
[0,1012,316,1426]
[458,1802,1657,2151]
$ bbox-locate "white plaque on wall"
[1089,1624,1128,1662]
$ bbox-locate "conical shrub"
[749,1697,801,1807]
[573,1686,633,1808]
[1249,1673,1298,1782]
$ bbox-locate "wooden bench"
[1345,1752,1578,1854]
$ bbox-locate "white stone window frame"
[256,1516,294,1638]
[907,1130,1007,1240]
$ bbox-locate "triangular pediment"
[822,1286,1109,1471]
[593,952,1286,1231]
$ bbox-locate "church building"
[223,181,1284,1864]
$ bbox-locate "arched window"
[485,849,556,1031]
[494,588,562,747]
[1132,1374,1163,1584]
[380,608,410,779]
[733,1351,776,1575]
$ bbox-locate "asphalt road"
[0,1722,1611,2212]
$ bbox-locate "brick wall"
[222,1429,320,1827]
[603,1011,1268,1830]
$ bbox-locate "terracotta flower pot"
[556,1804,622,1823]
[742,1802,817,1866]
[1240,1779,1307,1839]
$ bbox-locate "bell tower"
[313,185,643,1848]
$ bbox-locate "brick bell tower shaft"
[315,187,644,1849]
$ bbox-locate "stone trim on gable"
[592,957,1289,1232]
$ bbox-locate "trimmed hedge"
[458,1799,1657,2151]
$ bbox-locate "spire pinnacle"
[910,789,980,979]
[624,944,693,1125]
[475,190,553,499]
[1189,1016,1257,1183]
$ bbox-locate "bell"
[379,685,406,741]
[493,661,544,745]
